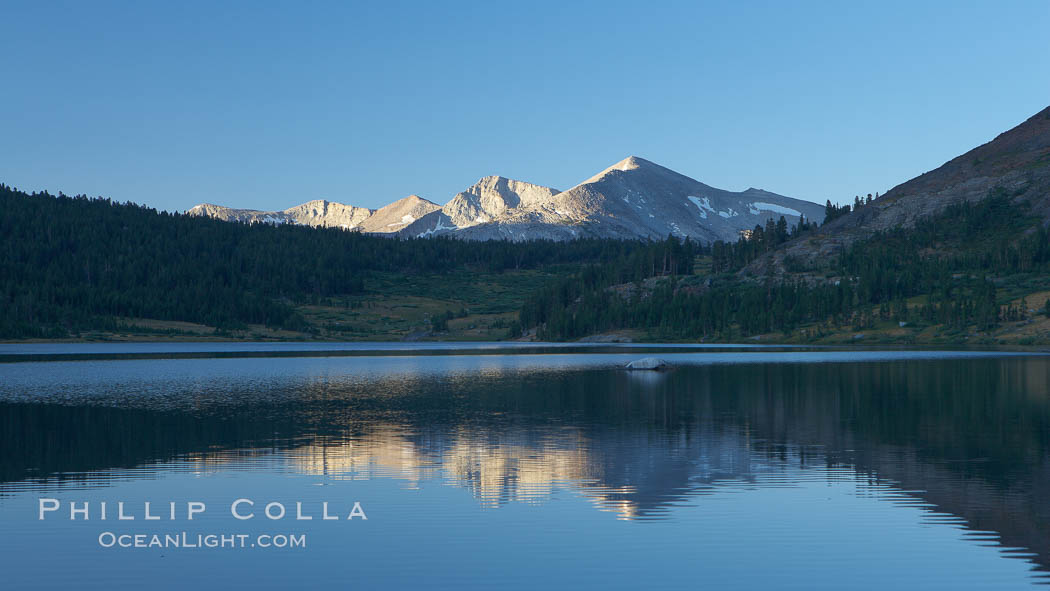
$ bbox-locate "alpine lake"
[3,342,1050,589]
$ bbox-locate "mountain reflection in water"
[2,352,1050,580]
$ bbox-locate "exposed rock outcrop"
[189,156,825,243]
[745,105,1050,275]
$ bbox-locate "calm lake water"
[3,343,1050,589]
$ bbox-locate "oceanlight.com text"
[97,531,307,549]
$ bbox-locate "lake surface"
[3,343,1050,589]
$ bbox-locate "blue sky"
[2,0,1048,212]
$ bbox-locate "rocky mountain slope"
[747,105,1050,274]
[186,195,441,233]
[355,195,441,233]
[189,156,824,243]
[186,200,373,228]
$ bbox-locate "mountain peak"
[190,156,822,242]
[395,194,438,206]
[612,155,646,171]
[375,194,439,211]
[580,156,644,185]
[578,155,688,187]
[608,155,664,174]
[465,175,557,194]
[438,175,560,227]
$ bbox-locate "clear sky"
[2,0,1048,212]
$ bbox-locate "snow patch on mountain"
[687,195,716,219]
[748,202,802,217]
[190,156,824,243]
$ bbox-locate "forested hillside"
[749,105,1050,275]
[517,189,1050,342]
[0,185,662,338]
[6,181,1050,344]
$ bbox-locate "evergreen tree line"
[517,188,1042,340]
[823,193,877,225]
[710,193,878,273]
[710,214,818,273]
[4,182,1040,341]
[0,185,652,337]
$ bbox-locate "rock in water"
[625,357,669,370]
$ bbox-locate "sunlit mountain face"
[188,156,826,242]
